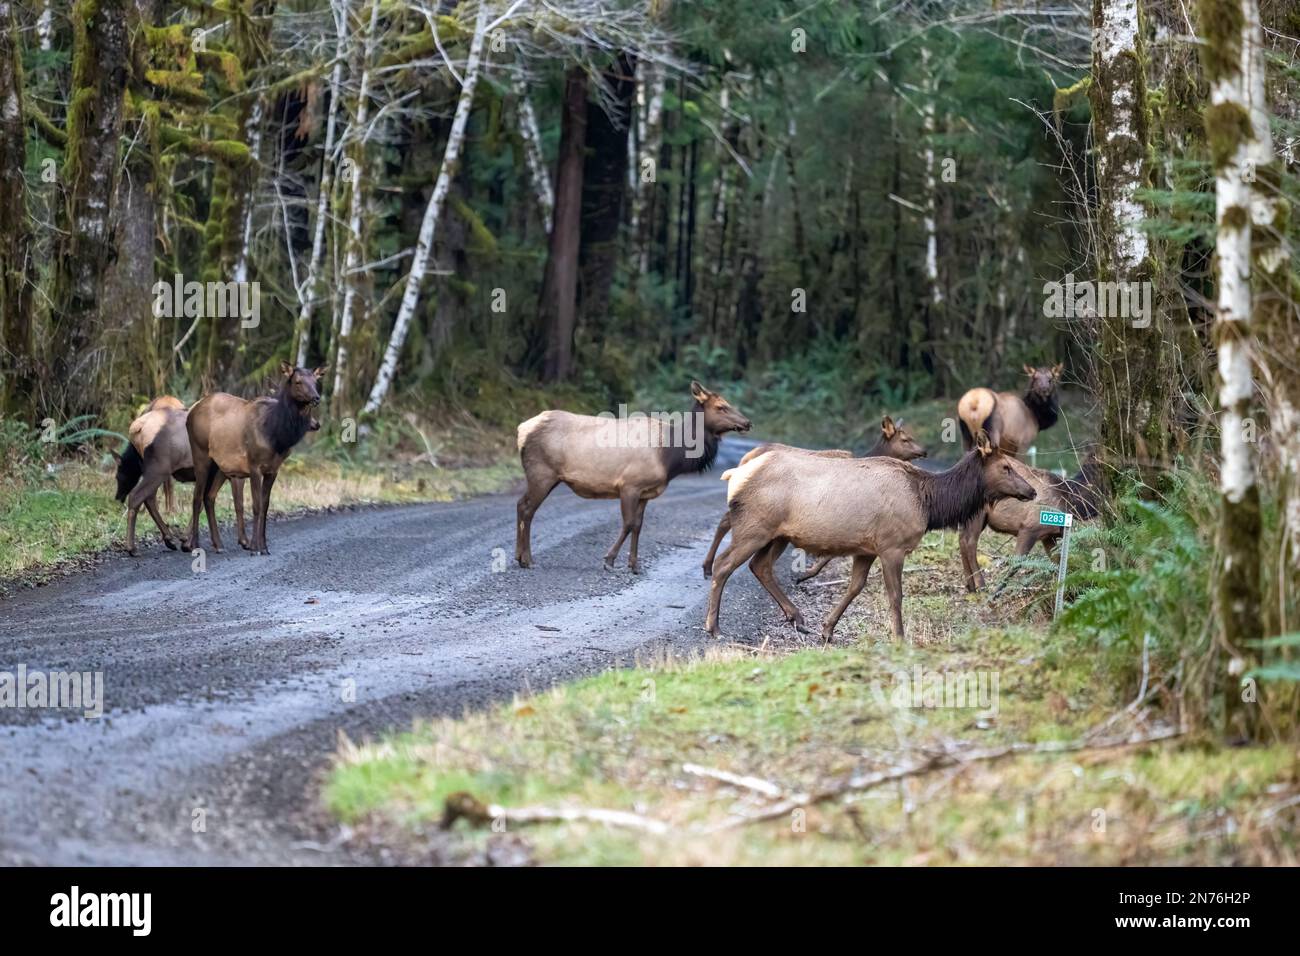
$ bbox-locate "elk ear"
[881,416,896,439]
[312,365,329,381]
[279,360,294,378]
[1051,363,1063,378]
[690,380,712,402]
[1023,364,1035,376]
[973,429,994,458]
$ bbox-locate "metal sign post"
[1039,509,1073,618]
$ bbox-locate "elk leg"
[1041,535,1058,559]
[821,554,875,643]
[515,474,558,568]
[1014,529,1038,557]
[603,489,639,570]
[880,552,907,642]
[702,512,731,578]
[186,456,209,552]
[750,542,807,632]
[795,554,834,584]
[626,498,648,573]
[231,477,250,550]
[247,471,265,555]
[703,537,768,638]
[142,492,177,551]
[127,466,169,555]
[256,472,277,554]
[958,512,987,592]
[203,471,227,553]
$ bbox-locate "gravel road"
[0,438,801,865]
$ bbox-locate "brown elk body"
[701,416,927,578]
[706,431,1035,643]
[113,398,248,555]
[959,454,1101,591]
[957,364,1062,456]
[516,381,751,572]
[184,363,324,555]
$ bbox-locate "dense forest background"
[1,1,1299,739]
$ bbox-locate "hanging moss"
[1203,101,1253,169]
[451,194,498,256]
[1196,0,1245,83]
[144,68,209,107]
[1052,74,1091,116]
[196,50,244,91]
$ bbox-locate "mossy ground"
[326,531,1299,866]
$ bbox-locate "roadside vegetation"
[325,527,1300,866]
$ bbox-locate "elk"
[113,397,248,555]
[706,430,1036,643]
[701,416,927,578]
[184,363,324,555]
[516,381,751,573]
[957,364,1062,456]
[958,454,1102,591]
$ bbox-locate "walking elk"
[516,381,751,573]
[701,416,927,578]
[706,430,1036,643]
[185,362,324,555]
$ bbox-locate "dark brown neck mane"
[864,435,893,458]
[1023,387,1060,431]
[663,400,721,480]
[264,385,313,457]
[919,451,989,531]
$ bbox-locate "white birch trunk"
[515,79,553,234]
[1212,2,1258,506]
[296,0,348,367]
[921,47,940,305]
[233,98,264,286]
[1095,0,1151,275]
[635,66,665,275]
[331,0,381,405]
[38,0,53,51]
[361,1,490,416]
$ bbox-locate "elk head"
[1023,363,1063,401]
[974,429,1037,502]
[880,416,927,460]
[280,361,327,409]
[691,381,751,435]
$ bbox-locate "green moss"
[1196,0,1245,83]
[1203,101,1253,169]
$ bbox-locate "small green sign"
[1040,509,1072,527]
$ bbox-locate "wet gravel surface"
[0,438,811,865]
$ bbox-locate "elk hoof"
[701,564,713,578]
[517,557,532,569]
[819,628,835,644]
[239,540,252,551]
[628,562,639,575]
[163,538,178,552]
[791,615,810,634]
[603,559,616,572]
[127,548,138,558]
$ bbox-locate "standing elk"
[516,381,751,573]
[113,397,248,555]
[958,453,1101,591]
[185,362,324,555]
[701,416,928,578]
[957,364,1062,456]
[706,429,1036,643]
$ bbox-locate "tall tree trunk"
[534,67,587,382]
[635,63,666,276]
[294,0,348,368]
[363,0,489,415]
[331,0,380,410]
[49,0,131,416]
[1090,0,1173,480]
[1200,0,1263,737]
[578,52,635,337]
[0,0,34,415]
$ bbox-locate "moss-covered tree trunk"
[1089,0,1174,481]
[1199,0,1263,738]
[49,0,131,416]
[0,0,35,416]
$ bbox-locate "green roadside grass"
[325,531,1297,866]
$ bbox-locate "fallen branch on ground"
[682,763,785,798]
[442,791,671,835]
